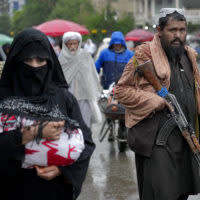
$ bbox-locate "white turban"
[62,31,82,44]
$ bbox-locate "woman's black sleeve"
[59,90,96,199]
[0,128,25,176]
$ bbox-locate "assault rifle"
[136,60,200,167]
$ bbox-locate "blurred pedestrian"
[83,38,97,58]
[0,28,95,200]
[95,31,133,141]
[59,31,102,129]
[115,8,200,200]
[94,37,111,61]
[95,31,134,89]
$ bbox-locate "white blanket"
[0,113,85,168]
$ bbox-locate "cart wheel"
[117,122,127,152]
[118,141,127,152]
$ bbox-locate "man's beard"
[68,48,77,55]
[69,50,77,55]
[160,36,185,62]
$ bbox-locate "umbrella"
[0,34,13,45]
[34,19,90,37]
[125,29,154,42]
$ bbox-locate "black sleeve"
[62,89,96,160]
[0,128,25,176]
[59,89,96,199]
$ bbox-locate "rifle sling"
[156,117,177,146]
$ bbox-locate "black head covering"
[0,29,94,200]
[0,27,68,99]
[16,41,50,62]
[0,28,77,125]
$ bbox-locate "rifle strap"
[132,56,138,68]
[156,117,177,146]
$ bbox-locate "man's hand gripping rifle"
[136,60,200,167]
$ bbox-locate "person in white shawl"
[59,31,102,128]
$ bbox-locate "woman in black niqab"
[1,27,67,97]
[0,28,95,200]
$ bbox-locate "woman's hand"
[35,165,61,181]
[42,121,65,140]
[20,120,65,144]
[21,125,38,145]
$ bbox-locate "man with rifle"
[114,8,200,200]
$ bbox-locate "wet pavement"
[77,120,139,200]
[77,119,200,200]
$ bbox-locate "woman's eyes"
[24,58,46,63]
[36,58,46,62]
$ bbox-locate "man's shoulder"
[81,48,90,55]
[80,49,93,58]
[134,42,151,61]
[185,45,198,55]
[135,42,150,53]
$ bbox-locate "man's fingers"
[165,101,174,112]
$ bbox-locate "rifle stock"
[137,60,162,91]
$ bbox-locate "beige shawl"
[115,33,200,128]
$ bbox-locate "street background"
[77,117,200,200]
[78,120,139,200]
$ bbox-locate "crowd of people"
[0,7,200,200]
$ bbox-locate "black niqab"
[13,62,49,97]
[0,28,76,125]
[0,28,68,99]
